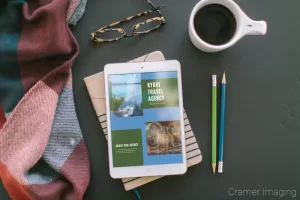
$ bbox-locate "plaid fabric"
[68,0,87,26]
[0,0,90,199]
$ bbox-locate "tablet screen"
[108,71,183,167]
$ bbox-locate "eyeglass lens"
[133,18,162,34]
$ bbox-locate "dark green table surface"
[1,0,300,199]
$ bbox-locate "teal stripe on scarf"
[0,0,25,112]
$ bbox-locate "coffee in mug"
[189,0,267,52]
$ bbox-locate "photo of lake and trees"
[109,73,143,117]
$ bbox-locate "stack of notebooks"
[84,51,202,191]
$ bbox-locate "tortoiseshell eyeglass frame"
[91,1,166,43]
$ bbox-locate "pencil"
[132,188,141,200]
[218,72,226,173]
[212,75,217,174]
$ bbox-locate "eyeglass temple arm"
[146,0,166,10]
[146,0,166,16]
[146,0,156,9]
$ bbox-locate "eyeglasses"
[91,0,166,43]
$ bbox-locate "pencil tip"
[222,72,226,84]
[212,164,216,174]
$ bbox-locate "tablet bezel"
[104,60,187,179]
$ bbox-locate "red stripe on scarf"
[0,106,5,130]
[0,161,33,200]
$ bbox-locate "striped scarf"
[0,0,90,199]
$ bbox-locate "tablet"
[104,60,187,178]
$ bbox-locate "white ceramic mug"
[189,0,267,52]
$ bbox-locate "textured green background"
[141,78,179,108]
[111,129,143,167]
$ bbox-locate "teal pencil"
[132,188,141,200]
[218,72,226,173]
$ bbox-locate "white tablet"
[104,60,187,179]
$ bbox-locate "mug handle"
[244,20,267,36]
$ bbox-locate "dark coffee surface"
[194,4,236,45]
